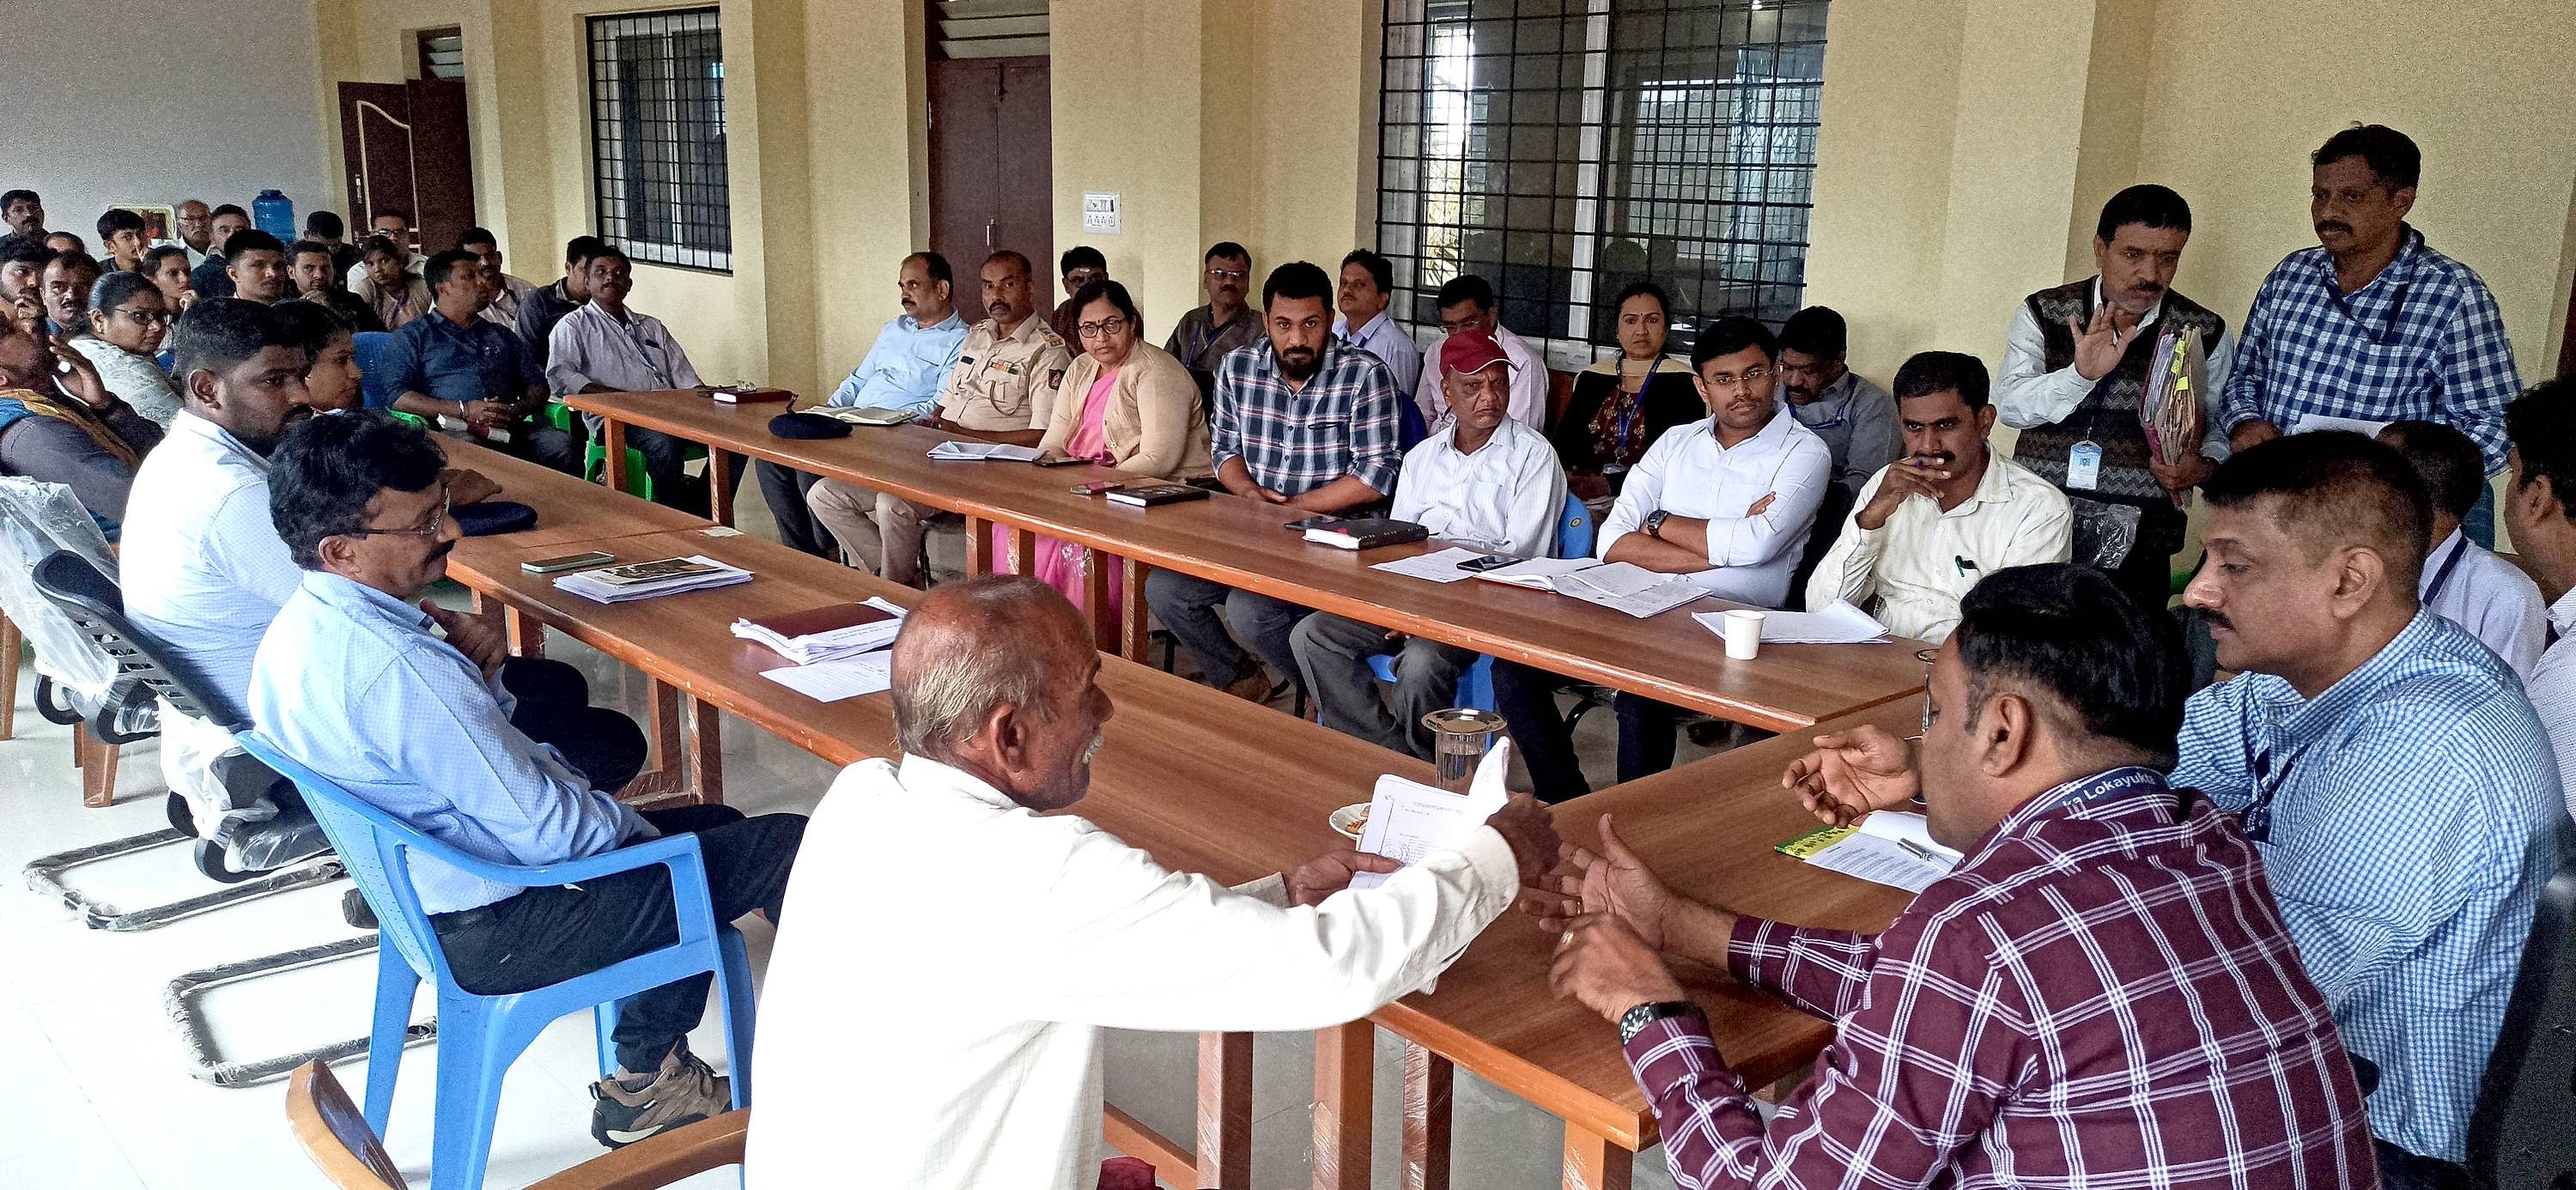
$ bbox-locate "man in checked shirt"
[1541,562,2377,1189]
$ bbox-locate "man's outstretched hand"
[1521,813,1674,949]
[1782,724,1918,826]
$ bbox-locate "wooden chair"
[285,1059,750,1190]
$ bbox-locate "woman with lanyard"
[1552,281,1699,507]
[1032,279,1212,621]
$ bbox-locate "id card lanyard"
[2065,301,2123,491]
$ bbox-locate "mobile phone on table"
[521,551,616,574]
[1282,514,1345,532]
[1072,481,1122,495]
[1458,554,1517,573]
[1033,453,1089,468]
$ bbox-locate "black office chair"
[2464,854,2576,1189]
[1790,480,1860,612]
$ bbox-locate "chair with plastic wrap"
[286,1059,750,1190]
[0,477,146,806]
[235,730,756,1190]
[1362,493,1596,713]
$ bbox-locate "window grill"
[586,8,732,272]
[1376,0,1829,361]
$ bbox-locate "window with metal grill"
[1377,0,1828,361]
[586,8,732,273]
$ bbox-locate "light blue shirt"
[246,571,654,914]
[826,311,969,413]
[121,412,302,719]
[1333,309,1422,398]
[2174,610,2564,1163]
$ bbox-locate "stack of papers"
[1369,547,1499,584]
[1692,598,1890,646]
[760,653,894,702]
[1348,741,1513,996]
[815,405,913,426]
[927,440,1043,462]
[1776,811,1963,893]
[554,556,753,604]
[1475,558,1707,618]
[730,597,907,665]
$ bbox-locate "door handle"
[985,219,996,248]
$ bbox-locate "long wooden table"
[568,390,1927,733]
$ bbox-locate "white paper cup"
[1722,609,1766,659]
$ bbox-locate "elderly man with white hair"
[747,575,1560,1189]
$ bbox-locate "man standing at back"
[0,189,45,257]
[2225,124,2520,541]
[755,252,968,558]
[1147,261,1403,701]
[2000,185,2232,610]
[1164,241,1261,398]
[805,251,1066,585]
[1333,249,1421,398]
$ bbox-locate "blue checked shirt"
[2221,226,2522,471]
[2173,610,2563,1163]
[246,571,655,914]
[1208,338,1402,497]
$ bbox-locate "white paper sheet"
[757,653,892,702]
[1801,811,1962,893]
[927,440,1043,462]
[1474,556,1596,588]
[1475,559,1705,616]
[2291,414,2391,438]
[1694,598,1890,646]
[1370,547,1498,584]
[1349,739,1512,891]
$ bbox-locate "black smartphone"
[1032,454,1090,468]
[1458,554,1517,573]
[1282,514,1346,532]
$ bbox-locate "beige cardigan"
[1036,339,1213,481]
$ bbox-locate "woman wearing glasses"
[70,270,184,427]
[1028,279,1211,613]
[1552,281,1698,505]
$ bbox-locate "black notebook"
[1104,483,1212,507]
[1303,518,1430,550]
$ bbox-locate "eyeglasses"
[1702,367,1774,390]
[1205,268,1247,282]
[112,307,174,327]
[345,483,451,540]
[1077,317,1130,340]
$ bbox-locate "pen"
[1899,838,1939,863]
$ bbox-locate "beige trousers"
[805,478,932,586]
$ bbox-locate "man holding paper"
[1807,351,2070,642]
[1998,184,2232,611]
[749,576,1560,1189]
[1294,329,1564,758]
[1541,563,2374,1189]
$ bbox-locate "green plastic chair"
[550,401,703,502]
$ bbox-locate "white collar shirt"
[1600,407,1834,606]
[1389,417,1567,558]
[1997,277,2237,463]
[1416,323,1548,432]
[2533,587,2576,823]
[543,301,702,398]
[2420,528,2548,680]
[120,410,301,719]
[1334,308,1423,398]
[745,753,1520,1190]
[1804,452,2074,641]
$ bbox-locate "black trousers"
[2372,1140,2470,1190]
[497,657,647,792]
[633,429,744,519]
[753,460,838,558]
[1492,662,1698,801]
[431,803,806,1073]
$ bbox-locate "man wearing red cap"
[1292,331,1567,757]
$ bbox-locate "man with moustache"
[219,230,292,306]
[1807,352,2070,642]
[1164,241,1262,399]
[0,189,46,256]
[1146,261,1403,701]
[172,199,215,268]
[1332,248,1421,398]
[38,249,100,337]
[1777,306,1899,501]
[756,251,969,557]
[250,410,801,1151]
[2225,124,2520,541]
[380,249,579,473]
[2000,185,2233,610]
[0,313,162,521]
[283,240,385,331]
[548,246,734,514]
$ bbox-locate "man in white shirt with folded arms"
[1807,351,2072,642]
[748,576,1560,1190]
[1295,329,1565,758]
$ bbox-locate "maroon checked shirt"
[1624,766,2378,1188]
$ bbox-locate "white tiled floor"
[0,525,1728,1187]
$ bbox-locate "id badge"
[2066,440,2103,491]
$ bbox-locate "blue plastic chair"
[352,331,400,412]
[232,731,754,1190]
[1366,493,1595,710]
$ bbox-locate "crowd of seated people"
[2,118,2567,1190]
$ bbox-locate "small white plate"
[1329,803,1370,841]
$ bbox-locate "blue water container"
[252,190,296,241]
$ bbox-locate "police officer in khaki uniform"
[808,250,1071,586]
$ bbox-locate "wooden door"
[336,80,477,255]
[927,57,1052,325]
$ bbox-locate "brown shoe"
[1221,668,1273,702]
[590,1045,731,1148]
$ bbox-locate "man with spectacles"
[1412,274,1546,433]
[1492,317,1832,799]
[1332,249,1420,399]
[806,250,1069,586]
[249,410,804,1151]
[545,246,736,515]
[1049,245,1106,344]
[1163,240,1262,398]
[0,319,162,521]
[172,199,215,269]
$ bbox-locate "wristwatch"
[1619,1000,1704,1045]
[1643,509,1671,539]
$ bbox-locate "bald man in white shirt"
[748,577,1560,1190]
